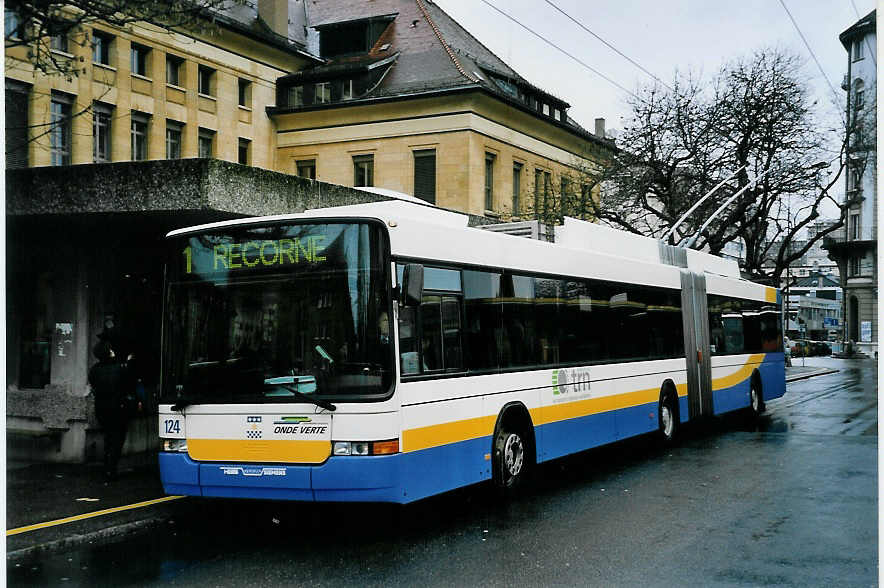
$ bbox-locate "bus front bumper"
[159,451,404,503]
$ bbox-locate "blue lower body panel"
[712,354,786,415]
[159,452,407,503]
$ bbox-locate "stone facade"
[825,10,878,357]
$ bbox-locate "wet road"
[9,358,877,587]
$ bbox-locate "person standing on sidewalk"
[88,341,136,480]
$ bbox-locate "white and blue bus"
[158,199,785,503]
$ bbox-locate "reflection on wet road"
[756,358,877,436]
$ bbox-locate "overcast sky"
[433,0,876,219]
[434,0,874,130]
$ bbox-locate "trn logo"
[552,368,591,396]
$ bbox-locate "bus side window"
[398,305,420,375]
[420,294,464,372]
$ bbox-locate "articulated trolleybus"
[158,199,785,503]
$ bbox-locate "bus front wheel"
[493,423,530,493]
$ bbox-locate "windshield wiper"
[171,397,196,412]
[264,383,337,412]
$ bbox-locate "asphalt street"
[8,358,877,587]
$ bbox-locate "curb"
[786,368,839,383]
[6,515,171,562]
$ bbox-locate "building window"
[50,33,69,53]
[166,54,183,86]
[198,65,214,96]
[341,79,354,100]
[5,9,22,40]
[131,43,150,76]
[237,78,252,107]
[288,85,304,107]
[849,214,860,241]
[512,162,523,216]
[238,138,251,165]
[50,92,72,166]
[852,38,863,62]
[534,169,543,218]
[92,30,113,65]
[131,112,149,160]
[853,79,864,111]
[579,184,590,219]
[484,153,496,211]
[166,121,182,159]
[413,149,436,204]
[198,128,215,158]
[353,154,373,187]
[849,256,861,277]
[296,159,316,179]
[315,82,331,104]
[6,80,29,169]
[93,102,112,163]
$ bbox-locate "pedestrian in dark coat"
[88,341,134,479]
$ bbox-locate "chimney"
[259,0,290,40]
[594,118,606,137]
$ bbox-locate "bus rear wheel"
[748,381,764,418]
[658,392,678,444]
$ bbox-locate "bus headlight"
[333,439,399,456]
[163,439,188,452]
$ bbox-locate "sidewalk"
[6,452,189,561]
[6,362,842,560]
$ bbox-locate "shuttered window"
[413,149,436,204]
[5,81,29,169]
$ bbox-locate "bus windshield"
[161,221,393,404]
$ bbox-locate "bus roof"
[166,199,773,301]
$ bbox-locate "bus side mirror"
[401,263,424,307]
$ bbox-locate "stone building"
[5,2,319,171]
[825,10,877,357]
[268,0,614,218]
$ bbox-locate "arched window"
[853,79,865,111]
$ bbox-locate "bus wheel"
[493,423,528,492]
[658,391,678,443]
[748,381,764,418]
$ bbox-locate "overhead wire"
[543,0,673,92]
[777,0,843,110]
[477,0,641,101]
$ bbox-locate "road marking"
[6,495,186,536]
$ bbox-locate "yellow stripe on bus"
[7,495,185,536]
[711,353,766,391]
[187,439,331,463]
[403,382,689,453]
[765,287,778,303]
[402,415,498,453]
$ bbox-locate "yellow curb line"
[7,495,186,536]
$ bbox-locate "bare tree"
[583,48,854,284]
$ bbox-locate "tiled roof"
[792,273,840,288]
[279,0,608,145]
[210,0,317,59]
[839,9,876,47]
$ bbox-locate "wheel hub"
[662,405,673,437]
[503,433,524,477]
